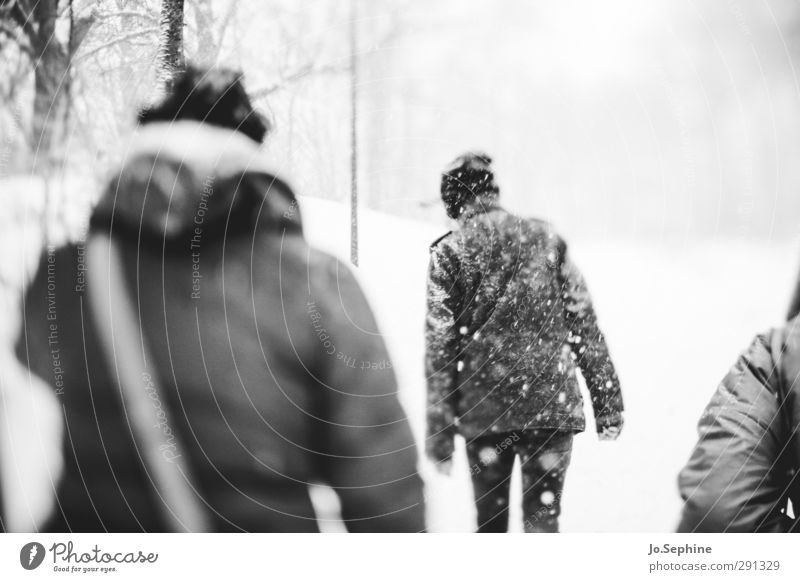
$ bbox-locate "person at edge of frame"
[677,299,800,532]
[15,64,425,533]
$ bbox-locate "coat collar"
[458,196,502,222]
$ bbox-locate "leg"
[516,430,573,533]
[465,433,517,533]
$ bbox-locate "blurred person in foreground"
[424,152,624,532]
[15,65,424,532]
[677,316,800,532]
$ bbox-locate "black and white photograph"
[1,0,800,578]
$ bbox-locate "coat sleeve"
[558,245,624,432]
[313,257,425,532]
[677,333,793,533]
[424,244,461,464]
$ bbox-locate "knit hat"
[138,64,270,144]
[440,151,499,219]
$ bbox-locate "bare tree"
[187,0,237,66]
[0,0,95,172]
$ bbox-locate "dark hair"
[138,65,270,143]
[440,151,499,219]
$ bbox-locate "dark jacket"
[15,121,424,532]
[425,200,623,462]
[678,320,800,533]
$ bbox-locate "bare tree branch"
[190,0,216,64]
[95,10,158,25]
[250,63,346,98]
[74,26,158,62]
[214,1,237,57]
[3,0,37,40]
[70,12,96,50]
[0,18,33,54]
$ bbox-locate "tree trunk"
[31,0,66,173]
[349,0,359,266]
[26,0,95,175]
[157,0,185,92]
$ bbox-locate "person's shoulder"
[752,320,800,371]
[305,247,378,326]
[523,217,567,260]
[723,329,780,396]
[768,318,800,393]
[524,216,559,237]
[306,247,362,291]
[429,230,453,252]
[306,245,341,274]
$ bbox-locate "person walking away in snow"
[424,152,624,533]
[15,65,424,532]
[677,316,800,532]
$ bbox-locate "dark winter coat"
[678,320,800,532]
[15,121,425,532]
[425,199,624,462]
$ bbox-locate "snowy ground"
[300,196,799,532]
[1,183,797,532]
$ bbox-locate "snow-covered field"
[1,185,797,532]
[300,196,799,532]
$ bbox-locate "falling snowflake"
[478,447,499,465]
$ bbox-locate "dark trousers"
[466,430,573,533]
